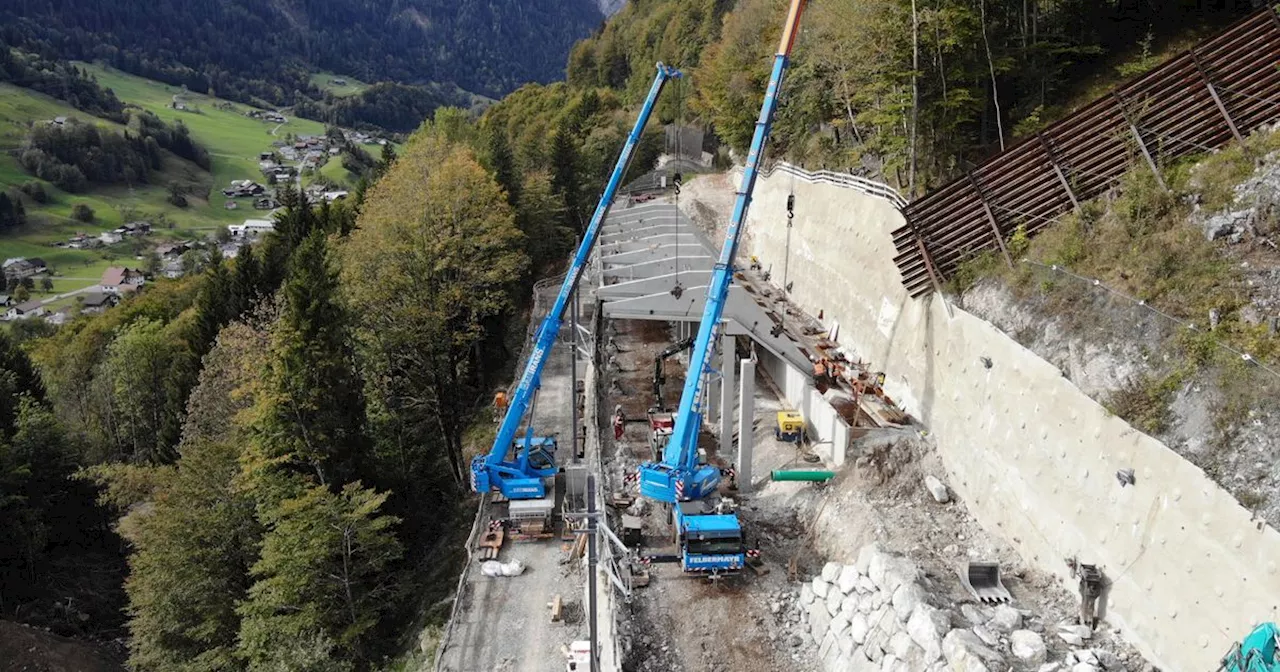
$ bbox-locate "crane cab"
[675,500,744,574]
[775,411,805,444]
[522,436,558,475]
[469,435,560,500]
[646,410,675,460]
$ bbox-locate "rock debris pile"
[774,544,1146,672]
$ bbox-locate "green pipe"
[771,470,835,482]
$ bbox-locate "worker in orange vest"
[493,390,508,421]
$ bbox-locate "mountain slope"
[0,0,603,104]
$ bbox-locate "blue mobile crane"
[637,0,809,575]
[471,63,683,500]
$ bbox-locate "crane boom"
[639,0,807,504]
[472,63,683,499]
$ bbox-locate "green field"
[0,65,334,294]
[309,71,369,98]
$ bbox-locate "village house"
[101,266,145,294]
[3,258,46,280]
[99,231,123,245]
[228,219,274,238]
[0,295,12,307]
[6,300,45,320]
[221,180,266,198]
[117,221,152,236]
[322,190,349,203]
[156,242,192,259]
[80,292,117,314]
[254,196,280,210]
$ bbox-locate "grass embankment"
[0,65,332,292]
[308,71,370,98]
[953,131,1280,436]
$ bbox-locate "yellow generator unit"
[775,411,805,444]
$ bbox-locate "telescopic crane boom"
[639,0,808,505]
[471,63,683,500]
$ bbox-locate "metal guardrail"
[893,4,1280,297]
[760,161,908,209]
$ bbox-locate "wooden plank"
[549,594,563,622]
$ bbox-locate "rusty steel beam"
[965,173,1014,267]
[1114,93,1169,192]
[1037,133,1081,212]
[1190,52,1242,145]
[891,4,1280,297]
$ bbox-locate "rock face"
[1204,209,1251,243]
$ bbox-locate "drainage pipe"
[770,470,835,482]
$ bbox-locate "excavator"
[470,63,683,500]
[645,336,692,461]
[636,0,809,575]
[1221,623,1279,672]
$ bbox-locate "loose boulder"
[1010,630,1047,664]
[924,475,951,503]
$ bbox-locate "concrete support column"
[719,331,736,458]
[705,375,719,430]
[737,358,756,492]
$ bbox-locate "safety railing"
[760,161,909,209]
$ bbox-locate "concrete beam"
[599,287,811,375]
[600,225,687,242]
[737,358,756,491]
[600,258,711,282]
[599,234,700,253]
[597,271,713,299]
[602,215,687,233]
[600,244,709,266]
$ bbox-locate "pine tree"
[516,170,571,266]
[236,482,401,670]
[550,125,583,234]
[192,248,230,355]
[374,143,397,179]
[229,244,261,319]
[486,128,520,207]
[273,185,317,252]
[245,230,366,490]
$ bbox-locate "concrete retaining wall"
[735,172,1280,671]
[756,346,852,467]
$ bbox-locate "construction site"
[434,3,1280,671]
